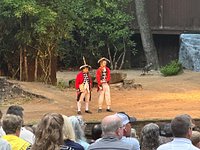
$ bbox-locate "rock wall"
[179,34,200,71]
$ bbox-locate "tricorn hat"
[79,56,91,70]
[97,57,110,64]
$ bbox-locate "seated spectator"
[131,128,139,139]
[157,114,199,150]
[0,137,11,150]
[191,131,200,148]
[30,113,64,150]
[140,123,160,150]
[6,105,35,144]
[159,123,173,145]
[2,114,30,150]
[0,110,6,137]
[69,116,90,150]
[88,115,133,150]
[91,124,102,143]
[62,115,84,150]
[115,112,140,150]
[76,115,87,131]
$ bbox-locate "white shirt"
[121,136,140,150]
[157,138,200,150]
[0,138,11,150]
[20,127,35,145]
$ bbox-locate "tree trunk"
[107,43,114,70]
[34,51,39,81]
[134,0,159,69]
[20,47,23,81]
[24,47,28,81]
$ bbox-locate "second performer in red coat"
[96,57,112,113]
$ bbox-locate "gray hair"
[69,116,86,141]
[171,114,192,137]
[140,123,160,150]
[101,115,122,135]
[2,114,22,134]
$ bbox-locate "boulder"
[179,34,200,71]
[110,72,127,84]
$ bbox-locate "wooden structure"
[129,0,200,67]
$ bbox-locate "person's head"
[6,105,24,118]
[159,123,173,137]
[69,116,86,141]
[98,57,110,67]
[31,113,64,150]
[140,123,160,150]
[101,115,124,139]
[76,115,87,131]
[62,115,75,141]
[91,124,102,140]
[171,114,193,139]
[130,128,138,139]
[2,114,22,136]
[191,131,200,148]
[115,112,136,137]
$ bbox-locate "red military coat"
[96,66,111,87]
[75,72,92,90]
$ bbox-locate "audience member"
[69,116,90,150]
[6,105,35,144]
[2,114,30,150]
[0,110,6,137]
[140,123,160,150]
[159,123,173,145]
[62,115,84,150]
[76,115,87,131]
[0,138,11,150]
[30,113,64,150]
[157,114,199,150]
[131,128,139,139]
[191,131,200,148]
[91,124,102,143]
[88,115,133,150]
[115,112,140,150]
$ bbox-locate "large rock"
[110,72,127,84]
[179,34,200,71]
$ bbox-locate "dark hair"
[6,105,24,118]
[171,114,192,137]
[31,113,64,150]
[0,110,2,119]
[91,124,102,140]
[159,123,173,137]
[2,114,22,134]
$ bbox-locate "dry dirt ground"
[1,69,200,124]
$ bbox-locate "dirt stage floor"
[1,69,200,124]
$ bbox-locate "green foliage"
[58,0,136,69]
[160,60,183,76]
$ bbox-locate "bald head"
[101,115,122,136]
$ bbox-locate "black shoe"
[85,110,92,114]
[77,111,82,115]
[98,109,102,113]
[106,109,113,112]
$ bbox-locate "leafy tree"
[0,0,75,83]
[60,0,136,70]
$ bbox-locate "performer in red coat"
[96,57,112,113]
[75,64,92,115]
